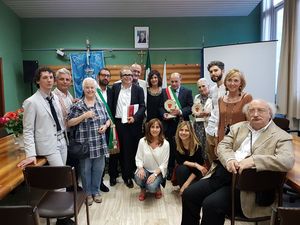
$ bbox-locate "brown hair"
[144,118,164,146]
[175,121,200,156]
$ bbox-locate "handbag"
[68,141,90,159]
[68,122,90,159]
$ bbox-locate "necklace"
[148,87,162,96]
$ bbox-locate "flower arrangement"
[0,108,24,137]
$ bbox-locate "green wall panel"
[0,1,30,112]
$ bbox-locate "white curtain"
[261,0,273,40]
[276,0,300,129]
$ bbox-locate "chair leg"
[47,218,50,225]
[86,198,90,225]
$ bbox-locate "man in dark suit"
[111,66,146,188]
[159,72,193,179]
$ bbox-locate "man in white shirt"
[111,66,146,188]
[205,61,226,164]
[181,99,295,225]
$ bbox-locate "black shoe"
[56,218,75,225]
[110,178,117,186]
[124,179,134,188]
[100,183,110,192]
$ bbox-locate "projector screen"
[203,41,277,103]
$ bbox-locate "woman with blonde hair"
[174,121,207,195]
[217,69,252,143]
[134,118,169,201]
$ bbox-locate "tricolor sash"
[166,86,182,110]
[96,87,120,152]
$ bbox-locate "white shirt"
[135,138,170,177]
[98,86,108,103]
[205,83,226,136]
[234,121,272,162]
[115,84,132,118]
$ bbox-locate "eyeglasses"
[122,74,133,77]
[248,108,268,115]
[100,74,111,78]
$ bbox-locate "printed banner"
[70,51,104,98]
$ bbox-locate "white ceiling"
[2,0,262,18]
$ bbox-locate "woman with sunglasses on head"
[174,121,208,195]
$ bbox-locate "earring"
[239,86,242,96]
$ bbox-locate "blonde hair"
[224,69,246,92]
[175,121,200,156]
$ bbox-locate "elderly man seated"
[181,99,295,225]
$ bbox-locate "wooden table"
[286,135,300,193]
[0,135,47,200]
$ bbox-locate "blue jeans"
[134,168,163,193]
[79,156,105,196]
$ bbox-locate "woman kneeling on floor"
[134,118,170,201]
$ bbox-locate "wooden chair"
[0,205,40,225]
[23,166,90,225]
[271,207,300,225]
[229,169,286,225]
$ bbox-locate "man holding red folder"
[111,66,146,188]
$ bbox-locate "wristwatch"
[153,173,158,177]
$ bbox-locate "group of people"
[17,60,295,225]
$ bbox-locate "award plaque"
[192,103,203,114]
[164,99,176,112]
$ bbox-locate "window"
[261,0,284,93]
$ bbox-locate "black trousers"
[163,119,179,172]
[181,162,241,225]
[108,153,120,179]
[115,119,142,180]
[176,165,202,187]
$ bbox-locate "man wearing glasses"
[111,66,146,188]
[97,68,114,191]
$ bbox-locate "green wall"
[0,1,30,112]
[0,3,261,111]
[21,5,261,67]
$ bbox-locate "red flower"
[0,108,23,136]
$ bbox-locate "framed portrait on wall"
[134,26,149,48]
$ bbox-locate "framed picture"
[134,26,149,49]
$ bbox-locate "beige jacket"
[204,121,295,218]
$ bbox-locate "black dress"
[174,146,205,187]
[146,88,163,122]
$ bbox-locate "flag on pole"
[145,50,151,81]
[162,59,167,88]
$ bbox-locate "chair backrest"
[230,169,287,225]
[0,205,40,225]
[277,207,300,225]
[23,166,75,190]
[273,117,290,131]
[235,169,287,193]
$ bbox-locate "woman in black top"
[146,70,163,121]
[174,121,208,195]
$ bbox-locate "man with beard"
[97,68,114,191]
[205,61,226,165]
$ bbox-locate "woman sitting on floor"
[134,118,170,201]
[174,121,208,195]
